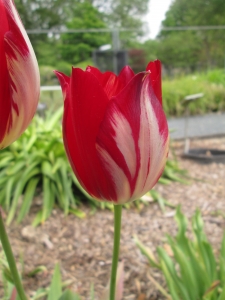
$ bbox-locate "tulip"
[0,0,40,149]
[55,60,169,204]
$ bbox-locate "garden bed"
[1,136,225,300]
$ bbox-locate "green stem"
[0,210,27,300]
[110,204,122,300]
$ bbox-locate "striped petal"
[146,60,162,105]
[96,72,169,203]
[53,71,70,101]
[56,60,169,204]
[86,66,124,99]
[62,67,118,201]
[0,0,40,149]
[86,65,135,98]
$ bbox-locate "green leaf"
[32,210,43,227]
[26,265,47,277]
[3,266,14,284]
[58,290,81,300]
[7,167,40,224]
[32,288,48,300]
[42,177,55,223]
[218,284,225,300]
[45,106,63,131]
[17,177,40,223]
[0,154,13,169]
[6,160,25,176]
[24,132,37,152]
[69,208,86,219]
[41,160,56,181]
[158,247,190,300]
[134,236,161,269]
[5,176,18,211]
[47,263,62,300]
[219,234,225,286]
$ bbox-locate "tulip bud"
[0,0,40,149]
[55,60,169,204]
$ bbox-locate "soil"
[1,137,225,300]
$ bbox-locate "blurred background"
[15,0,225,116]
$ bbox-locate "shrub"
[163,69,225,116]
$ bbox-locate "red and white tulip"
[0,0,40,149]
[55,60,169,204]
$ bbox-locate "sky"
[147,0,173,39]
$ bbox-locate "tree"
[15,0,70,64]
[158,0,225,70]
[59,1,110,64]
[93,0,150,47]
[14,0,151,66]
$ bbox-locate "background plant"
[0,107,88,226]
[162,69,225,116]
[135,207,225,300]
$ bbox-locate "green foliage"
[162,69,225,116]
[93,0,149,47]
[0,108,87,225]
[15,0,69,66]
[158,31,202,71]
[15,0,150,67]
[59,2,110,65]
[15,0,110,66]
[157,0,225,70]
[141,39,159,63]
[47,264,63,300]
[135,207,225,300]
[15,0,66,30]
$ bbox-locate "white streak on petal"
[96,143,131,203]
[111,109,136,178]
[131,80,169,200]
[2,1,40,148]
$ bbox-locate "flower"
[0,0,40,149]
[55,60,169,204]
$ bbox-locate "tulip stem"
[110,204,122,300]
[0,210,27,300]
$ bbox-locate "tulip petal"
[86,66,123,98]
[118,66,135,87]
[0,0,39,149]
[96,72,169,203]
[62,68,118,201]
[54,70,70,101]
[0,0,11,145]
[132,76,169,200]
[146,60,162,105]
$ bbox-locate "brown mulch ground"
[1,137,225,299]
